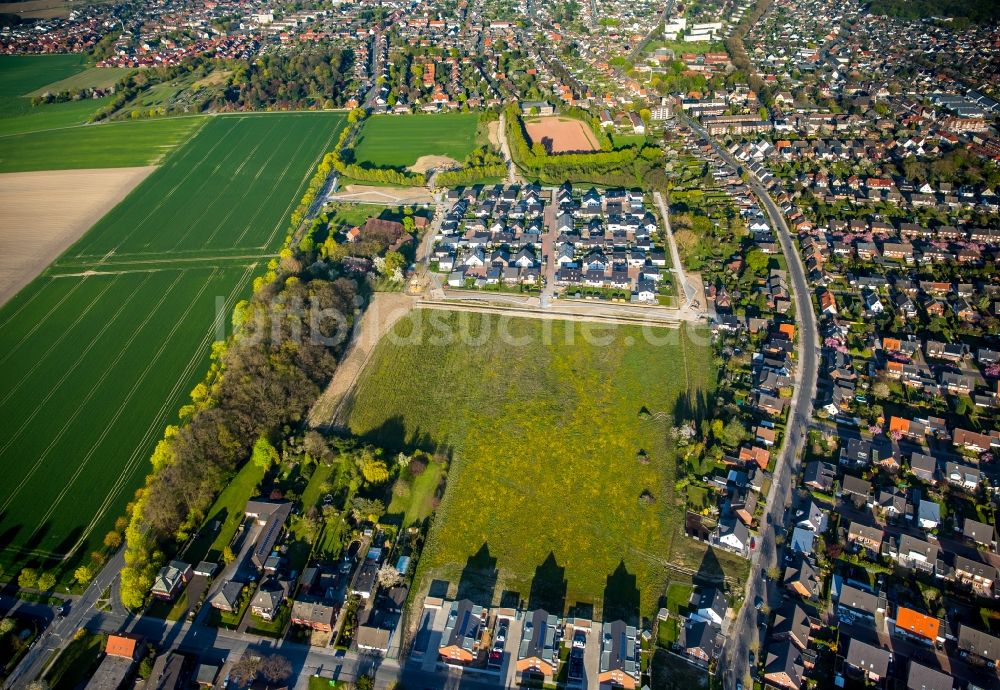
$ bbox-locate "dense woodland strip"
[120,255,359,607]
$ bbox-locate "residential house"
[150,561,191,601]
[894,534,940,573]
[439,599,487,665]
[841,475,872,507]
[692,588,727,626]
[784,558,821,599]
[290,600,336,632]
[771,601,815,650]
[516,609,561,684]
[906,661,953,690]
[837,584,879,623]
[917,500,941,531]
[763,640,805,690]
[209,580,245,612]
[893,607,942,645]
[598,620,640,689]
[245,499,292,570]
[847,522,884,553]
[677,618,721,666]
[944,462,981,490]
[963,518,996,549]
[802,461,836,493]
[250,577,287,621]
[714,518,750,555]
[952,554,997,597]
[845,638,891,682]
[84,634,142,690]
[910,453,938,483]
[957,624,1000,665]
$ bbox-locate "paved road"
[5,548,127,689]
[682,114,820,689]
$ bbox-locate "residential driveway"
[500,613,523,687]
[419,606,445,673]
[581,621,600,688]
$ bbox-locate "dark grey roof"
[964,517,995,544]
[518,609,559,664]
[771,601,811,649]
[838,584,878,615]
[958,624,1000,660]
[678,618,721,656]
[846,638,890,676]
[442,599,485,652]
[906,660,953,690]
[764,640,804,688]
[600,619,639,679]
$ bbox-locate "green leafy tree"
[18,568,37,590]
[74,565,95,585]
[0,618,15,637]
[37,572,56,591]
[251,435,280,469]
[360,457,390,485]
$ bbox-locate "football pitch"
[0,112,346,572]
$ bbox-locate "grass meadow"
[0,55,119,139]
[352,112,480,169]
[343,310,746,618]
[0,112,346,575]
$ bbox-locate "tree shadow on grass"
[455,543,498,606]
[527,551,567,615]
[602,560,640,626]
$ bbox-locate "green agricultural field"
[28,66,132,96]
[343,310,747,619]
[0,54,114,137]
[0,117,203,172]
[352,112,480,169]
[0,112,346,575]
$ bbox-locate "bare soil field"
[525,116,600,154]
[409,154,461,174]
[0,166,154,305]
[328,184,434,205]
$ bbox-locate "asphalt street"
[682,115,820,689]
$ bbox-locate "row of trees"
[503,104,665,187]
[120,264,359,608]
[435,163,507,187]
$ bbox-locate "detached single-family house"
[209,580,245,612]
[692,588,728,626]
[677,618,721,665]
[963,518,996,549]
[837,584,879,623]
[516,609,561,684]
[290,600,336,632]
[917,500,941,531]
[151,561,192,601]
[598,620,640,689]
[763,640,805,690]
[439,599,487,665]
[250,577,287,621]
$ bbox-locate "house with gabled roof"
[516,609,561,683]
[763,640,805,690]
[599,620,640,689]
[784,558,821,599]
[957,624,1000,665]
[892,606,942,645]
[906,660,953,690]
[771,601,816,651]
[963,518,996,549]
[677,618,721,666]
[151,561,191,601]
[845,638,890,681]
[837,584,880,623]
[440,599,487,665]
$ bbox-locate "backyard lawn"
[340,310,746,619]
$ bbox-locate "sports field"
[352,112,479,169]
[341,310,747,618]
[0,112,346,572]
